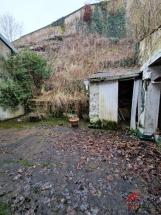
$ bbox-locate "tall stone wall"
[139,28,161,65]
[15,25,62,48]
[15,1,129,50]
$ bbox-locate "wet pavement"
[0,126,161,214]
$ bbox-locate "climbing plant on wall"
[106,8,126,38]
[83,4,92,24]
[77,3,127,39]
[90,5,108,35]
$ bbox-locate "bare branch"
[0,13,23,41]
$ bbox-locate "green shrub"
[89,119,117,130]
[0,79,22,108]
[0,202,10,215]
[0,50,52,109]
[101,120,118,130]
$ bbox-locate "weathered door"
[99,81,118,122]
[130,80,142,129]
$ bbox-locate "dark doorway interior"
[118,80,134,125]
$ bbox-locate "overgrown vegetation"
[0,117,68,129]
[89,119,118,130]
[0,202,10,215]
[35,33,136,117]
[0,51,51,109]
[14,0,138,117]
[77,2,126,38]
[127,0,161,40]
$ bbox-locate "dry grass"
[34,33,136,116]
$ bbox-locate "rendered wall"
[0,105,25,121]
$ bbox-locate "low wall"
[0,105,25,121]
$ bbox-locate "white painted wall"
[99,81,118,122]
[0,105,24,121]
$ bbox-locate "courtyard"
[0,120,161,214]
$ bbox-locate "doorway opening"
[118,79,134,126]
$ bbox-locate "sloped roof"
[0,34,17,53]
[89,68,141,82]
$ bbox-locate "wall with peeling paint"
[0,105,25,121]
[89,83,99,123]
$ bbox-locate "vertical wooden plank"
[137,81,142,122]
[130,80,142,129]
[99,81,118,122]
[144,83,160,134]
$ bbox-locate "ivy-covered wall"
[77,4,127,39]
[106,9,126,38]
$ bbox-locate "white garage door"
[99,81,118,122]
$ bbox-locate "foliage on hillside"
[77,2,126,38]
[0,51,51,109]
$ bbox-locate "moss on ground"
[0,117,68,129]
[17,159,34,167]
[89,120,118,130]
[0,202,11,215]
[158,144,161,153]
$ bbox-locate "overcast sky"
[0,0,98,37]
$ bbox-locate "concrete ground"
[0,124,161,215]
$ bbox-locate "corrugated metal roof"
[89,68,141,82]
[0,33,17,53]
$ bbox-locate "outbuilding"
[89,68,141,128]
